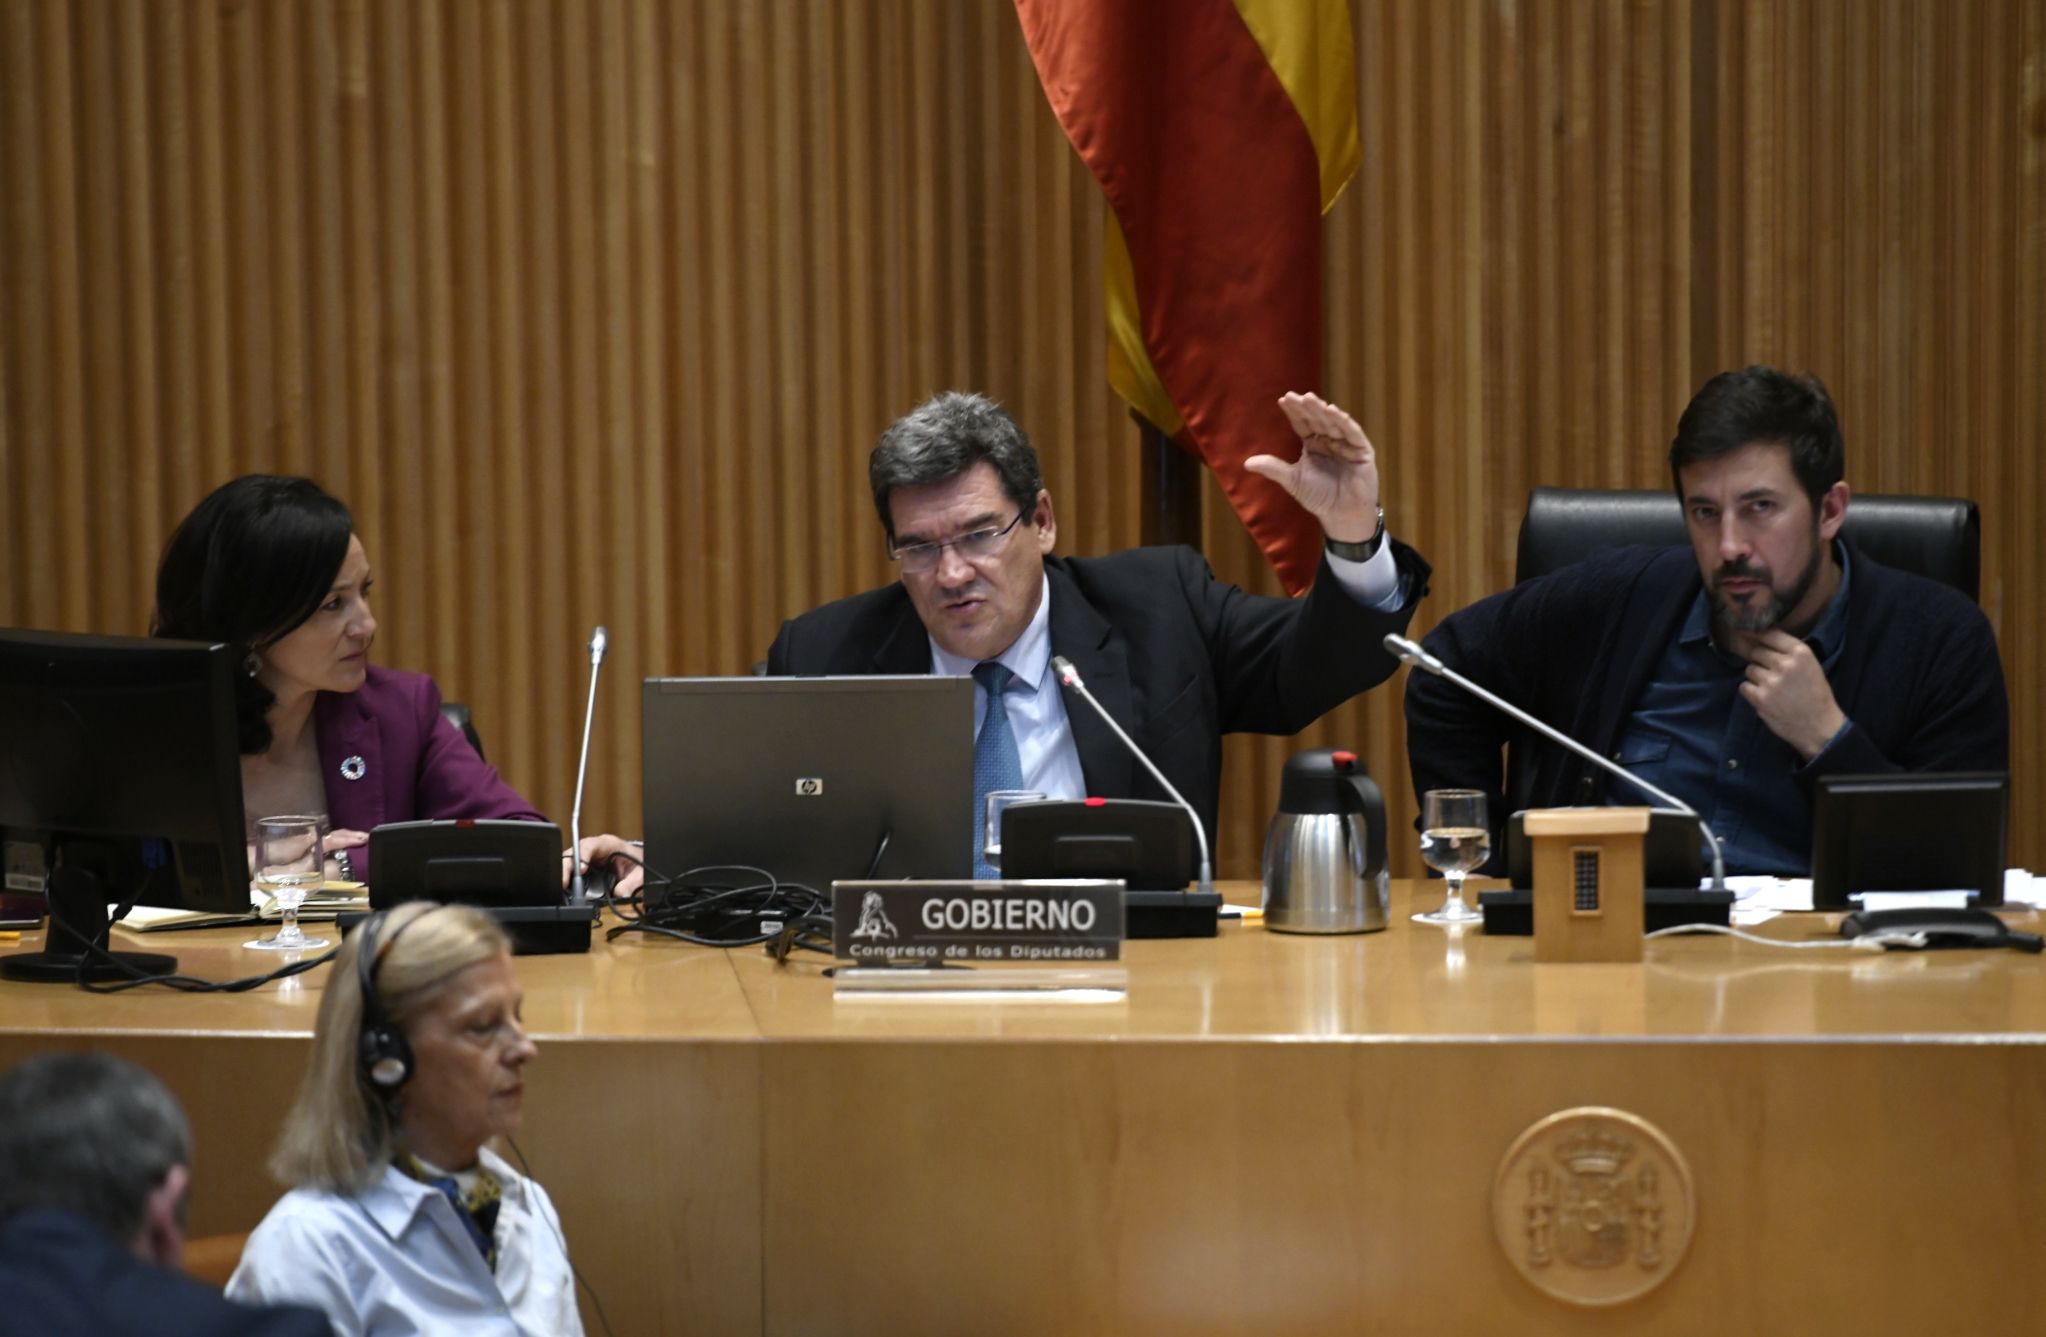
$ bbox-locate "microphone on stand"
[568,627,609,906]
[1382,634,1727,896]
[1050,655,1214,901]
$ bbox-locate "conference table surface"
[5,879,2038,1041]
[2,881,2041,1336]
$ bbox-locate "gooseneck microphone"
[568,626,609,906]
[1050,655,1215,901]
[1382,633,1727,896]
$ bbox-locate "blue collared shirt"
[228,1147,582,1337]
[926,541,1405,800]
[1615,546,1853,874]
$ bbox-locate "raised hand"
[1249,391,1383,543]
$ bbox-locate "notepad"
[113,881,370,932]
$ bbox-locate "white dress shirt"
[227,1147,583,1337]
[926,540,1403,796]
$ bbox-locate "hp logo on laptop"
[795,778,823,796]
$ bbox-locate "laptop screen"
[640,675,973,906]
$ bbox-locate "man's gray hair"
[0,1052,190,1242]
[868,391,1045,541]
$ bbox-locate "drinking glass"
[247,815,330,951]
[1414,789,1490,926]
[982,790,1047,872]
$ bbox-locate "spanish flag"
[1014,0,1359,594]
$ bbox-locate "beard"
[1710,535,1822,634]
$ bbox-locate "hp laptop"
[641,675,973,907]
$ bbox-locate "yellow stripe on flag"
[1104,210,1185,437]
[1233,0,1359,212]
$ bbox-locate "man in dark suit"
[766,390,1431,866]
[1404,366,2009,876]
[0,1052,332,1337]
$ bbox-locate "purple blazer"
[312,665,547,880]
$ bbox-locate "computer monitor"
[1811,771,2008,909]
[0,629,250,981]
[640,675,973,910]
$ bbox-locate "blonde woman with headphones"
[228,902,583,1336]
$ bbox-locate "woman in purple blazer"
[152,476,545,882]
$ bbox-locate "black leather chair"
[1502,487,1982,813]
[1514,486,1980,599]
[439,702,486,761]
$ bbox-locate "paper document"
[1856,891,1973,913]
[1721,876,1812,923]
[113,880,369,933]
[1715,869,2039,926]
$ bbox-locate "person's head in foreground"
[0,1052,335,1337]
[230,901,583,1331]
[271,900,533,1190]
[0,1050,193,1267]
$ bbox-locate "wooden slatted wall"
[3,0,2040,876]
[1211,0,2044,876]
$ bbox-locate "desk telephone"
[1840,906,2043,953]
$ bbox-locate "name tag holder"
[829,878,1127,1000]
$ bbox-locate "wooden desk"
[3,883,2042,1334]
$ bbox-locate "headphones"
[355,908,424,1092]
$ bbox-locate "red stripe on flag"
[1018,0,1331,592]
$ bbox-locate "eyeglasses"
[890,506,1030,573]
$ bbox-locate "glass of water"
[1414,789,1490,926]
[247,815,330,951]
[982,790,1047,872]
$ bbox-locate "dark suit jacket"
[1405,539,2010,873]
[0,1210,332,1337]
[766,543,1430,851]
[312,666,547,879]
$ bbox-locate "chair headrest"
[1514,487,1979,601]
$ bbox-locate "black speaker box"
[999,799,1220,939]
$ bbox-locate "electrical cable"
[601,826,904,954]
[607,862,829,949]
[766,914,837,964]
[505,1135,616,1337]
[1644,922,1927,952]
[53,907,338,992]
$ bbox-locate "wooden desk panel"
[0,921,766,1337]
[758,1041,2046,1335]
[1,883,2041,1334]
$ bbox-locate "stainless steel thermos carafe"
[1261,747,1389,933]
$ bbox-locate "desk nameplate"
[830,878,1124,963]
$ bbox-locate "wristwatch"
[1324,506,1386,562]
[334,848,354,883]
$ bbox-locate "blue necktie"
[972,662,1024,880]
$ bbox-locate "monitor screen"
[0,628,249,916]
[640,675,973,910]
[1810,771,2008,909]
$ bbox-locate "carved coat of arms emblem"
[1493,1106,1694,1306]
